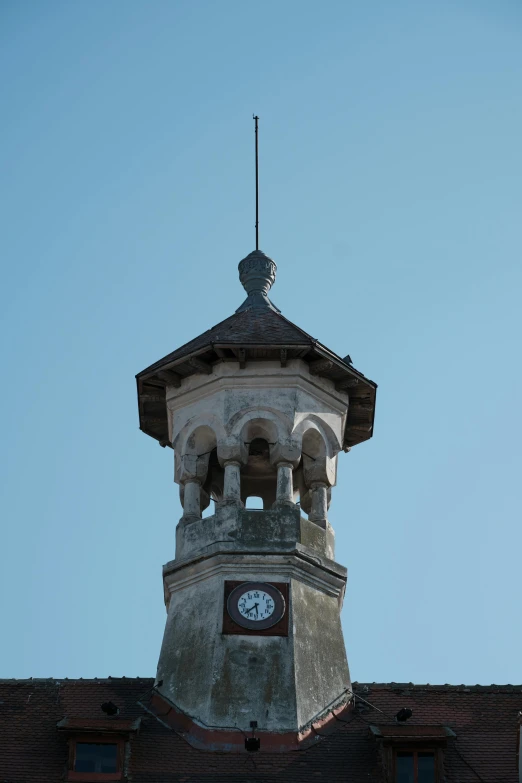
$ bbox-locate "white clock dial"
[237,589,275,622]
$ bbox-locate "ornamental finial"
[236,249,280,313]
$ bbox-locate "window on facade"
[74,743,118,773]
[395,751,435,783]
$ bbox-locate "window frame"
[393,747,438,783]
[67,734,125,782]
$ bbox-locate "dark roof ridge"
[2,678,520,691]
[0,676,154,683]
[353,682,522,692]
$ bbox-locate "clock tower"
[136,249,376,751]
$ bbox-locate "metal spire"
[235,116,279,313]
[253,114,259,250]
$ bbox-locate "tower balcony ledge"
[175,505,335,563]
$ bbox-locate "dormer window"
[74,742,119,774]
[67,735,124,781]
[370,724,455,783]
[395,750,436,782]
[57,716,141,782]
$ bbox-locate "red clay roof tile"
[0,679,520,781]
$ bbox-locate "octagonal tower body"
[136,250,377,751]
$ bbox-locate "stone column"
[309,482,328,528]
[182,479,201,519]
[275,462,294,506]
[223,460,242,504]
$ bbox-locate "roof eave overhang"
[136,341,377,450]
[56,717,142,735]
[310,345,377,450]
[369,724,456,744]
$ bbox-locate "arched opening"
[240,437,277,509]
[299,427,329,517]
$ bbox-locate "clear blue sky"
[1,0,521,685]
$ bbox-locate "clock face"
[237,589,275,622]
[227,582,286,630]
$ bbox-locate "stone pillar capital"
[180,475,202,486]
[221,458,242,468]
[274,459,294,469]
[177,452,211,486]
[270,441,300,469]
[217,441,247,468]
[302,455,336,488]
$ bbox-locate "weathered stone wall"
[157,505,349,734]
[175,506,335,562]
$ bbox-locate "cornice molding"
[162,550,347,607]
[165,360,348,414]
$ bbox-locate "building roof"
[2,677,520,782]
[135,250,377,451]
[139,305,321,373]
